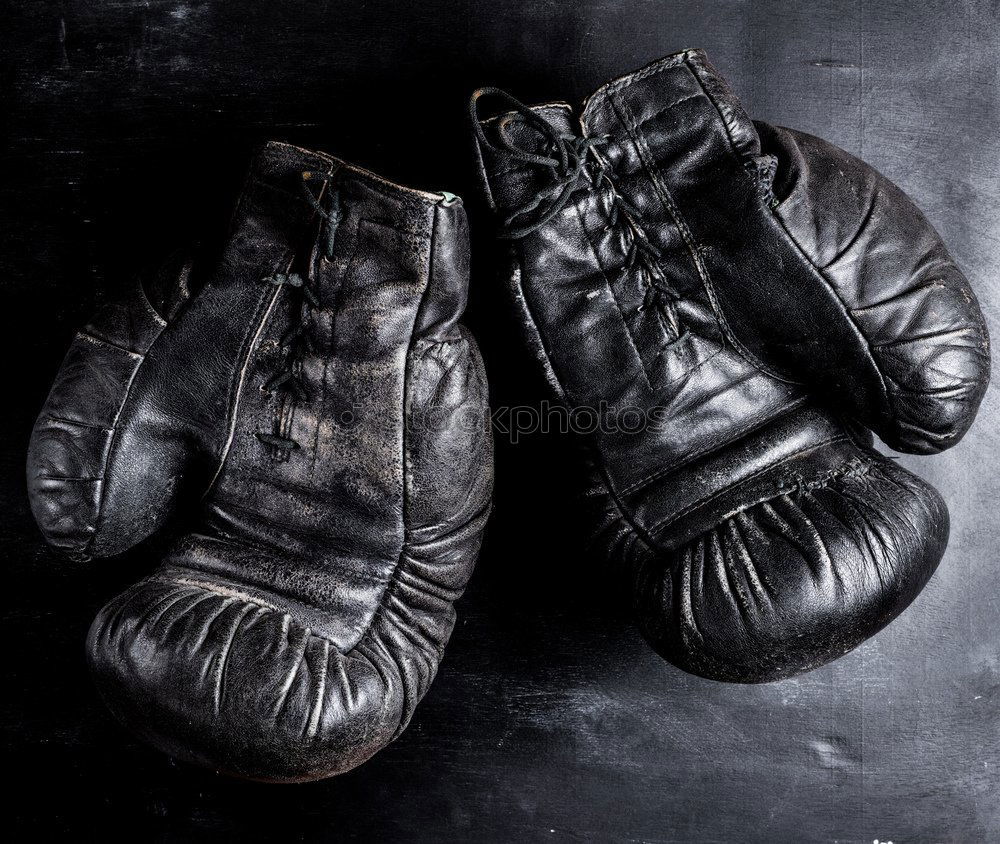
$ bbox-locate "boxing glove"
[470,49,988,682]
[27,141,493,779]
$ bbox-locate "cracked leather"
[471,49,989,683]
[26,141,494,780]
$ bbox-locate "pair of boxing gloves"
[27,50,990,781]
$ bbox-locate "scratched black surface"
[2,1,998,841]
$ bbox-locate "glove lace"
[470,88,679,333]
[256,168,342,454]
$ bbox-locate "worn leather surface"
[472,48,989,682]
[26,142,493,780]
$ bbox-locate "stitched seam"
[595,459,662,561]
[647,435,850,537]
[202,281,287,494]
[293,145,442,208]
[646,329,724,386]
[156,569,375,647]
[135,277,169,328]
[34,474,100,482]
[331,159,445,205]
[75,332,144,359]
[686,55,751,164]
[618,395,810,496]
[151,575,339,645]
[162,576,279,610]
[42,415,112,431]
[583,51,693,112]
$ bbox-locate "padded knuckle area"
[634,457,948,683]
[87,577,403,781]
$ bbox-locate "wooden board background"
[1,1,998,840]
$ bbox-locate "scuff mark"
[58,16,69,68]
[809,735,858,771]
[808,59,860,69]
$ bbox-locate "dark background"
[2,1,998,840]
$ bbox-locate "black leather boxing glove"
[470,49,989,683]
[27,142,493,780]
